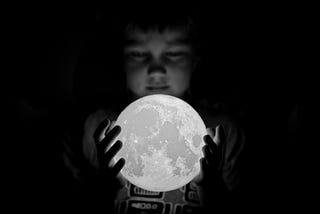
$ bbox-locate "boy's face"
[124,28,196,99]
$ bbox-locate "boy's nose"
[147,64,166,75]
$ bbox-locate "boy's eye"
[164,52,186,61]
[127,51,150,61]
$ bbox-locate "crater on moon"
[113,94,207,192]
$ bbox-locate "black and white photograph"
[5,3,302,213]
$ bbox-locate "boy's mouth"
[146,86,170,91]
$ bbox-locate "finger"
[194,158,205,186]
[193,172,202,185]
[203,144,220,170]
[206,127,215,139]
[99,125,121,152]
[105,120,116,135]
[202,145,214,165]
[199,157,210,183]
[193,158,205,186]
[111,158,125,177]
[104,140,123,165]
[203,134,217,154]
[93,118,110,144]
[214,125,225,147]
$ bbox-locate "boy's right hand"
[93,118,126,191]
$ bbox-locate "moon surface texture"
[113,94,207,192]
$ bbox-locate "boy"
[63,12,245,213]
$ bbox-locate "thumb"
[105,120,116,136]
[214,125,225,147]
[206,127,215,139]
[94,118,110,143]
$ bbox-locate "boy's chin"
[131,90,187,100]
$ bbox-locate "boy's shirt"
[65,99,245,214]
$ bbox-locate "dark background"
[6,3,302,212]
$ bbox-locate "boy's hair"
[93,10,208,102]
[120,11,201,56]
[96,9,204,59]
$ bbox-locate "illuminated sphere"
[113,94,206,192]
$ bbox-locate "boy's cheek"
[124,63,147,73]
[126,78,144,95]
[166,60,194,71]
[126,70,146,89]
[166,57,192,65]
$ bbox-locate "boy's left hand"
[194,125,225,187]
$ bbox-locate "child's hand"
[193,125,227,209]
[93,118,126,192]
[194,125,225,189]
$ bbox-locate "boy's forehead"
[125,29,189,46]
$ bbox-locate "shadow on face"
[124,28,198,100]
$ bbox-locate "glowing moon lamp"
[113,94,207,192]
